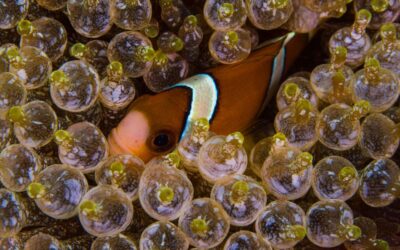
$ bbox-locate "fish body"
[108,32,309,162]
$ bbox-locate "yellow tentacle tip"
[54,130,73,146]
[332,46,347,64]
[143,21,159,38]
[7,106,25,124]
[5,47,22,65]
[271,0,289,8]
[295,98,313,113]
[272,132,287,145]
[372,239,389,250]
[70,43,87,58]
[107,61,124,78]
[297,152,313,167]
[371,0,389,13]
[353,100,371,118]
[157,186,175,205]
[225,31,239,46]
[190,217,209,236]
[226,132,244,147]
[154,50,169,66]
[109,161,125,176]
[380,23,397,41]
[159,0,173,8]
[365,57,381,68]
[171,37,184,52]
[333,70,346,85]
[356,9,372,24]
[184,15,198,26]
[338,166,357,184]
[17,20,33,36]
[80,200,100,217]
[136,46,156,62]
[344,225,362,241]
[286,225,306,241]
[193,118,210,131]
[283,82,300,101]
[230,180,250,204]
[164,150,181,168]
[27,182,46,199]
[50,70,69,88]
[218,3,234,19]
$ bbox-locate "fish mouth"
[108,109,179,162]
[108,110,153,161]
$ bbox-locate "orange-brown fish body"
[109,33,309,162]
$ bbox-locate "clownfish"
[108,32,309,162]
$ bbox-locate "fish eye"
[148,130,176,152]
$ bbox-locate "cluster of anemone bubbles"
[1,0,400,249]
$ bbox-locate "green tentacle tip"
[109,161,125,176]
[218,3,234,19]
[333,70,346,84]
[190,217,209,236]
[157,186,175,205]
[297,152,313,167]
[136,46,156,62]
[50,70,69,87]
[271,0,289,8]
[356,9,372,23]
[345,225,362,241]
[232,180,250,194]
[371,0,389,13]
[5,47,21,64]
[295,98,312,113]
[127,0,139,6]
[27,182,46,199]
[353,100,371,116]
[336,4,348,18]
[272,132,287,144]
[145,26,159,38]
[185,15,198,26]
[69,43,87,58]
[373,239,389,250]
[338,166,357,184]
[107,61,123,77]
[7,106,25,124]
[79,200,99,217]
[144,22,159,38]
[159,0,173,7]
[193,118,210,132]
[226,131,244,147]
[365,57,380,68]
[164,150,181,167]
[283,82,300,100]
[380,23,397,40]
[154,50,169,65]
[287,225,306,241]
[17,20,33,36]
[231,180,250,203]
[332,46,347,63]
[171,37,184,52]
[54,130,72,145]
[365,57,381,82]
[226,31,239,45]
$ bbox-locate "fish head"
[108,88,188,162]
